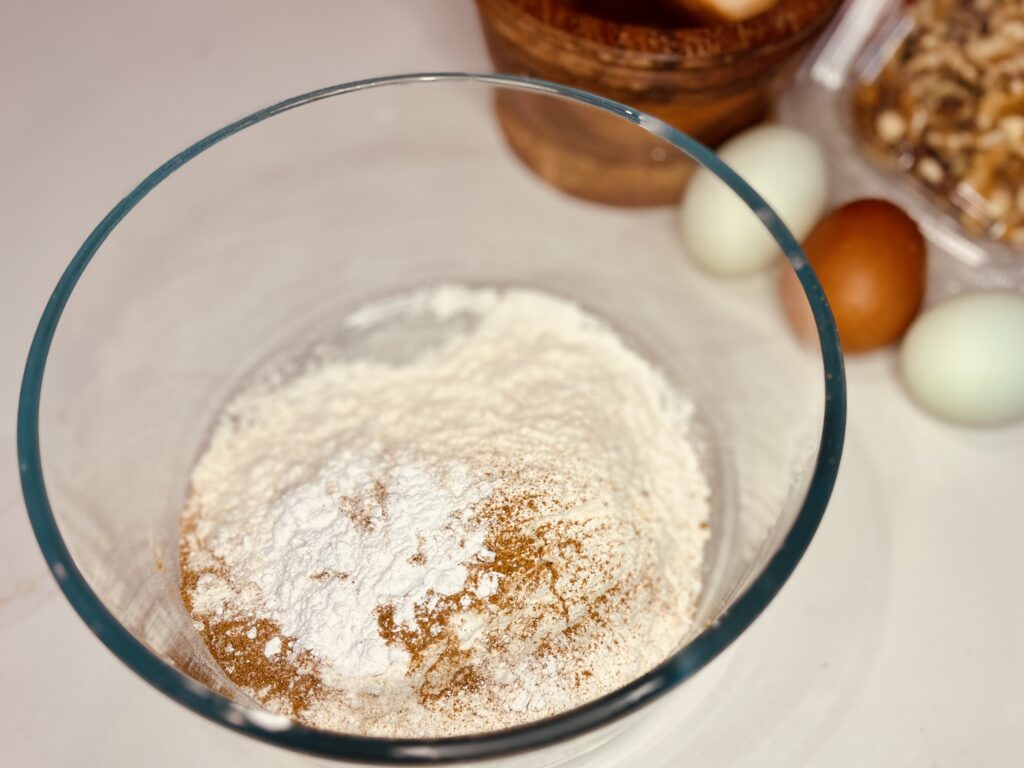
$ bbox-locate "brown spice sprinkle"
[368,476,645,712]
[373,484,578,706]
[181,466,693,730]
[197,615,322,715]
[180,515,323,717]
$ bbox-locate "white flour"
[182,285,711,737]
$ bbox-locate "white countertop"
[2,2,1021,765]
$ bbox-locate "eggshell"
[900,292,1024,425]
[680,125,828,276]
[779,199,927,352]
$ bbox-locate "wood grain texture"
[477,0,840,205]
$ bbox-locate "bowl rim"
[17,72,846,764]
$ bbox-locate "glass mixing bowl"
[18,73,845,765]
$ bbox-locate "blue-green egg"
[901,292,1024,425]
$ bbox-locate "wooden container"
[476,0,841,206]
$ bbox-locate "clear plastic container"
[779,0,1024,298]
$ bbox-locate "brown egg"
[779,199,926,353]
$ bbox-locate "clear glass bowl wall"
[20,74,844,765]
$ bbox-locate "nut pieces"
[856,0,1024,245]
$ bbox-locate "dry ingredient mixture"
[854,0,1024,245]
[180,286,710,737]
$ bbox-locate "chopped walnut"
[917,156,945,185]
[876,110,906,143]
[855,0,1024,246]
